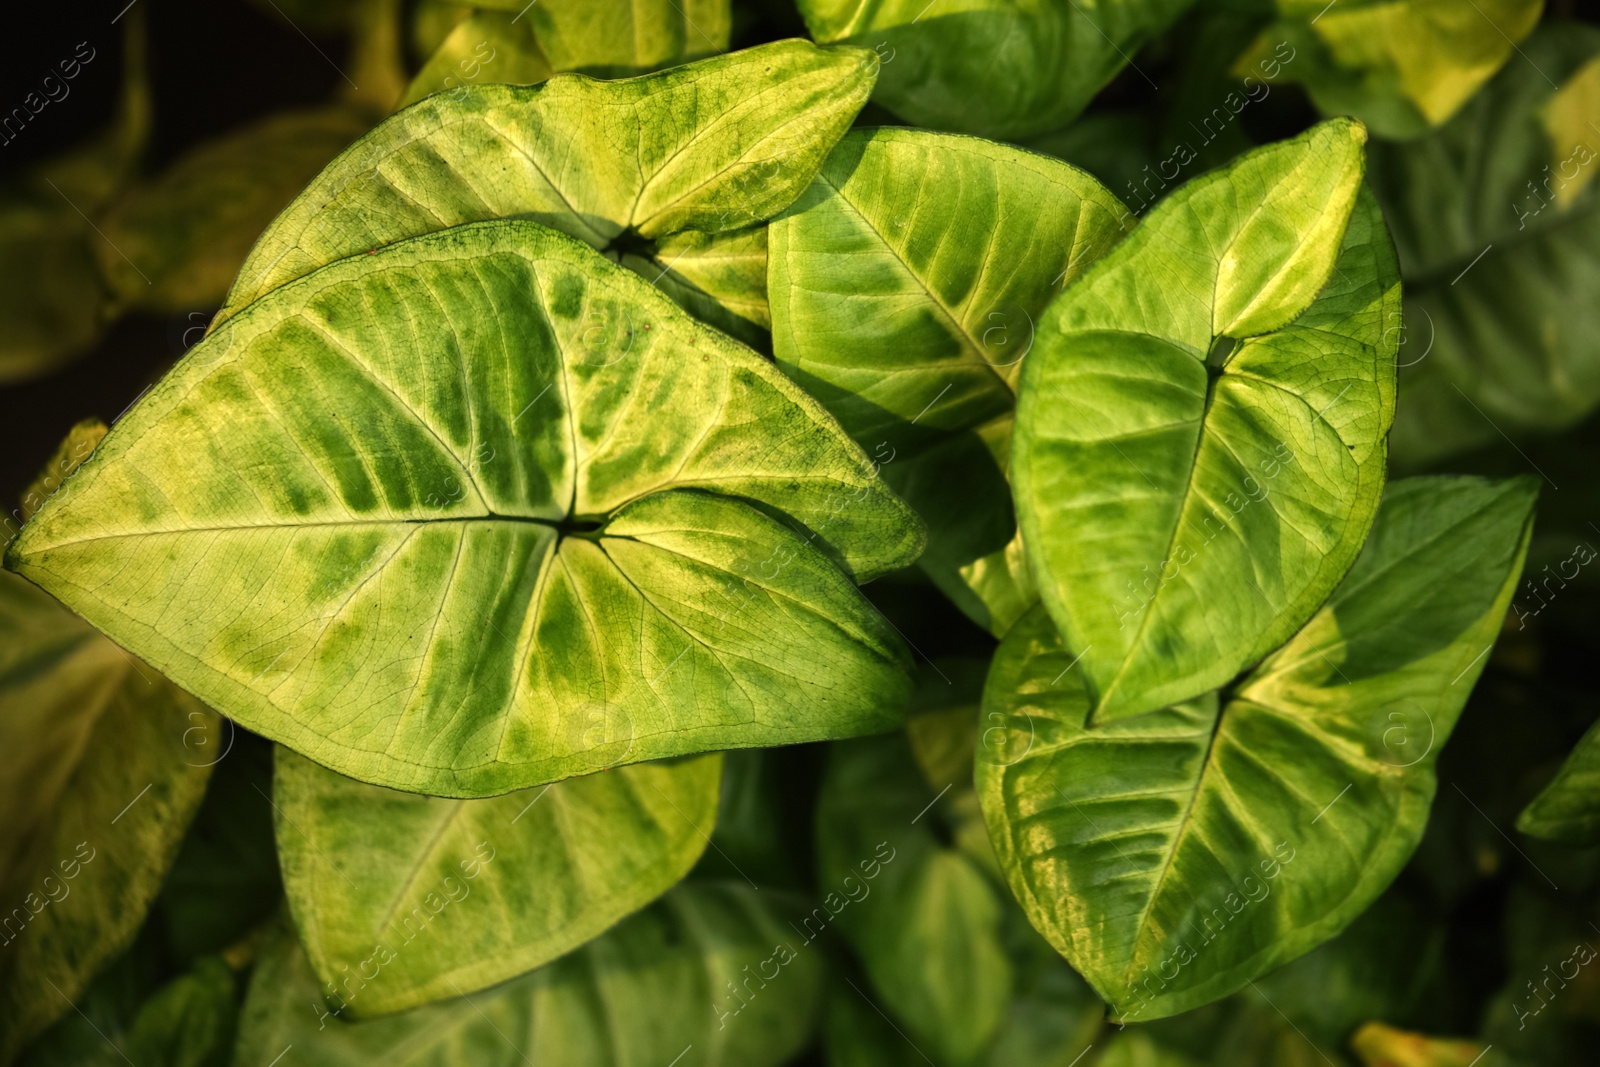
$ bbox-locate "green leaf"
[120,957,238,1067]
[824,912,1106,1067]
[1368,25,1600,468]
[769,127,1131,635]
[14,935,163,1067]
[8,221,919,798]
[275,746,720,1013]
[400,12,554,109]
[1517,716,1600,844]
[905,658,990,792]
[0,570,216,1064]
[1473,882,1600,1065]
[1244,886,1450,1048]
[816,735,1012,1065]
[1245,0,1542,140]
[977,475,1537,1022]
[219,39,877,323]
[1014,119,1399,722]
[795,0,1194,139]
[624,225,771,349]
[823,982,912,1066]
[235,884,824,1066]
[96,108,372,313]
[457,0,732,77]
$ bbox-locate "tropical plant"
[3,2,1597,1066]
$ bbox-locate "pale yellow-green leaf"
[275,747,720,1013]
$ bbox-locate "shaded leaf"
[1244,0,1542,139]
[1518,715,1600,844]
[796,0,1194,139]
[275,747,719,1013]
[0,16,149,384]
[693,748,803,888]
[234,884,824,1066]
[623,225,771,349]
[97,108,372,313]
[0,200,112,385]
[1474,882,1600,1065]
[121,956,237,1067]
[1014,119,1399,722]
[769,127,1130,634]
[0,570,216,1064]
[8,222,919,798]
[153,733,283,964]
[1369,25,1600,467]
[977,476,1536,1021]
[816,735,1011,1065]
[401,12,553,109]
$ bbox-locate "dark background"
[1,0,345,506]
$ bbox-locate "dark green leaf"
[1518,715,1600,844]
[235,885,824,1066]
[1369,26,1600,467]
[0,572,216,1063]
[816,735,1012,1064]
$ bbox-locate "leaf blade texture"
[977,475,1537,1021]
[1014,118,1400,721]
[8,221,921,797]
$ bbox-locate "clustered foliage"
[2,1,1598,1065]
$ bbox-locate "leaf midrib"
[1115,705,1224,994]
[1094,363,1217,716]
[815,169,1015,404]
[20,514,592,552]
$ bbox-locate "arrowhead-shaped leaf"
[402,0,735,108]
[221,39,876,322]
[235,884,824,1066]
[1517,716,1600,844]
[977,475,1537,1021]
[796,0,1193,139]
[7,222,922,797]
[1014,119,1400,722]
[769,127,1130,635]
[275,746,720,1014]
